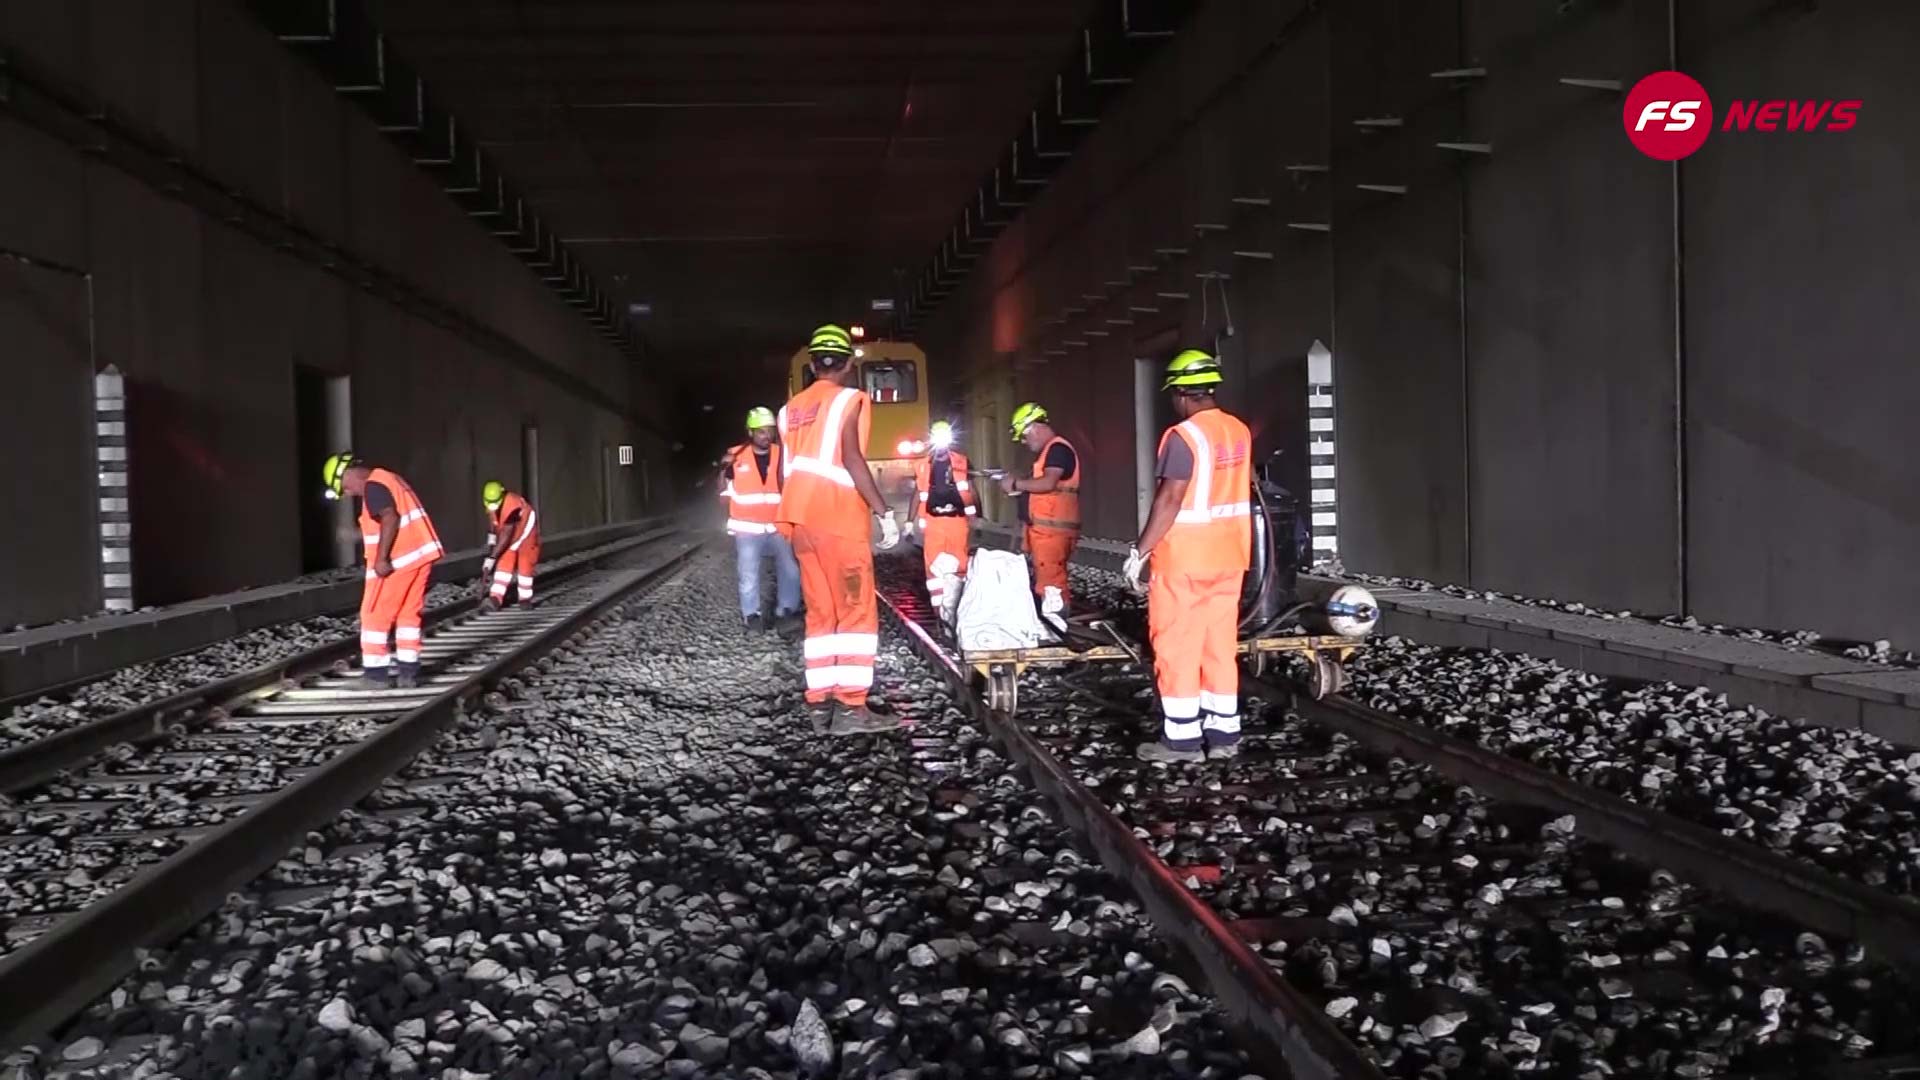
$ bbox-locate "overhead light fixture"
[850,325,866,339]
[629,302,652,316]
[870,299,894,312]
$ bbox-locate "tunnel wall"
[925,0,1919,646]
[0,1,670,621]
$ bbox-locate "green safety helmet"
[482,480,506,510]
[1009,402,1048,441]
[807,324,854,358]
[928,420,954,449]
[321,452,358,501]
[745,406,777,432]
[1163,348,1224,390]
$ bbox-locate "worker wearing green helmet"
[720,405,801,632]
[778,322,903,735]
[319,452,444,689]
[1003,401,1080,615]
[480,479,541,610]
[1126,349,1255,764]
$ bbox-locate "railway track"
[0,530,699,1049]
[876,561,1920,1079]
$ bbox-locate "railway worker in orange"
[480,480,540,609]
[777,324,903,734]
[1123,350,1254,763]
[1001,402,1081,614]
[912,420,976,622]
[721,406,802,632]
[322,453,445,690]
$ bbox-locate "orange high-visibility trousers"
[1025,526,1078,608]
[919,517,970,609]
[490,540,541,604]
[360,564,432,671]
[791,525,879,707]
[1148,569,1245,750]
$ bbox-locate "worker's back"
[1156,408,1253,576]
[777,379,872,539]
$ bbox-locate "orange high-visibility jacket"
[776,380,873,539]
[913,450,977,528]
[722,443,784,536]
[1155,408,1253,576]
[1028,435,1081,532]
[489,491,540,552]
[360,468,443,576]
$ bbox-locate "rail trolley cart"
[957,466,1380,716]
[960,614,1376,717]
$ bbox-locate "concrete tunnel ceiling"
[363,0,1117,377]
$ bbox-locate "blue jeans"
[734,531,801,620]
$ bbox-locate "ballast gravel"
[8,548,1262,1080]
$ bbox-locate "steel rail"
[1270,685,1920,974]
[875,586,1386,1080]
[0,537,700,1050]
[0,525,682,795]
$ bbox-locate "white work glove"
[482,557,495,578]
[1122,545,1148,595]
[876,510,901,551]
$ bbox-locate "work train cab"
[787,338,930,515]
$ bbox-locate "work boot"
[745,614,765,634]
[1136,740,1204,764]
[832,702,906,735]
[1206,741,1241,761]
[776,614,805,640]
[484,595,503,611]
[807,701,835,734]
[393,664,421,690]
[358,669,394,692]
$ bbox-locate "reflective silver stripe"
[727,519,779,535]
[1180,419,1211,515]
[360,631,388,645]
[395,627,421,641]
[730,492,782,505]
[777,406,794,480]
[362,533,380,545]
[963,505,977,516]
[954,480,970,491]
[1160,695,1200,720]
[1163,717,1204,741]
[390,540,443,568]
[397,508,427,527]
[788,455,854,487]
[509,509,537,551]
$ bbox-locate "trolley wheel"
[986,663,1019,715]
[1306,652,1346,701]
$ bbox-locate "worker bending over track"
[1124,351,1253,763]
[778,324,903,734]
[913,420,976,621]
[722,407,802,632]
[323,454,445,689]
[481,480,540,608]
[1002,402,1081,614]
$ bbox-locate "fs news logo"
[1622,70,1861,160]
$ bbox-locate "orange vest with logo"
[723,443,784,535]
[776,380,873,539]
[359,467,443,576]
[1156,409,1253,576]
[489,491,539,553]
[914,450,977,527]
[1028,435,1080,532]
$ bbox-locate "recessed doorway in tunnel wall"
[293,367,353,573]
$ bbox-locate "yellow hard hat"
[1163,348,1224,390]
[321,452,356,501]
[807,324,853,357]
[482,480,506,510]
[1010,402,1048,441]
[745,406,777,432]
